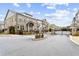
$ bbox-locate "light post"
[41,21,44,38]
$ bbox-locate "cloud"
[0,19,4,21]
[41,3,56,6]
[41,3,69,9]
[29,11,41,15]
[0,15,3,17]
[73,8,78,11]
[65,3,69,6]
[36,12,40,14]
[45,10,73,26]
[45,9,76,26]
[47,6,56,9]
[0,14,4,19]
[0,15,4,21]
[26,3,31,8]
[41,3,56,9]
[13,3,20,7]
[71,8,78,17]
[56,3,69,6]
[45,10,70,20]
[17,9,26,12]
[29,11,34,15]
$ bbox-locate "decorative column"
[71,27,77,35]
[28,24,29,32]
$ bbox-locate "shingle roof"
[8,9,45,22]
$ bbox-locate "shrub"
[25,32,32,35]
[44,30,48,32]
[61,28,71,31]
[35,33,44,38]
[35,30,39,34]
[17,30,23,35]
[9,26,15,34]
[2,29,4,32]
[41,33,44,38]
[72,32,79,36]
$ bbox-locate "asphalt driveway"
[0,33,79,56]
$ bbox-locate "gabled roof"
[4,9,47,23]
[4,9,33,20]
[76,10,79,16]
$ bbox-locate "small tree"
[9,26,15,34]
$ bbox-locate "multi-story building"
[4,9,49,33]
[71,11,79,34]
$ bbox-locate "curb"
[70,35,79,45]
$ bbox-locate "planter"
[17,30,23,35]
[35,33,44,39]
[23,32,32,35]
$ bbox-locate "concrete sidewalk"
[70,35,79,45]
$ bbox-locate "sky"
[0,3,79,27]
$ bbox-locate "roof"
[8,9,45,22]
[8,9,33,18]
[23,12,32,17]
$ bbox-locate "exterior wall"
[42,21,49,30]
[16,14,38,32]
[0,24,4,30]
[4,10,17,33]
[16,14,26,31]
[4,11,16,29]
[4,14,17,33]
[36,20,49,32]
[37,21,42,31]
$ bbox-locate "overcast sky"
[0,3,78,27]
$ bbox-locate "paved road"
[0,34,79,56]
[55,31,70,35]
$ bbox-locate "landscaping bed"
[72,32,79,36]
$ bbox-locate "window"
[17,26,19,29]
[19,18,26,22]
[24,19,26,22]
[77,28,79,31]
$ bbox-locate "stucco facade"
[0,22,4,31]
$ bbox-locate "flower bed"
[35,33,44,39]
[23,32,32,35]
